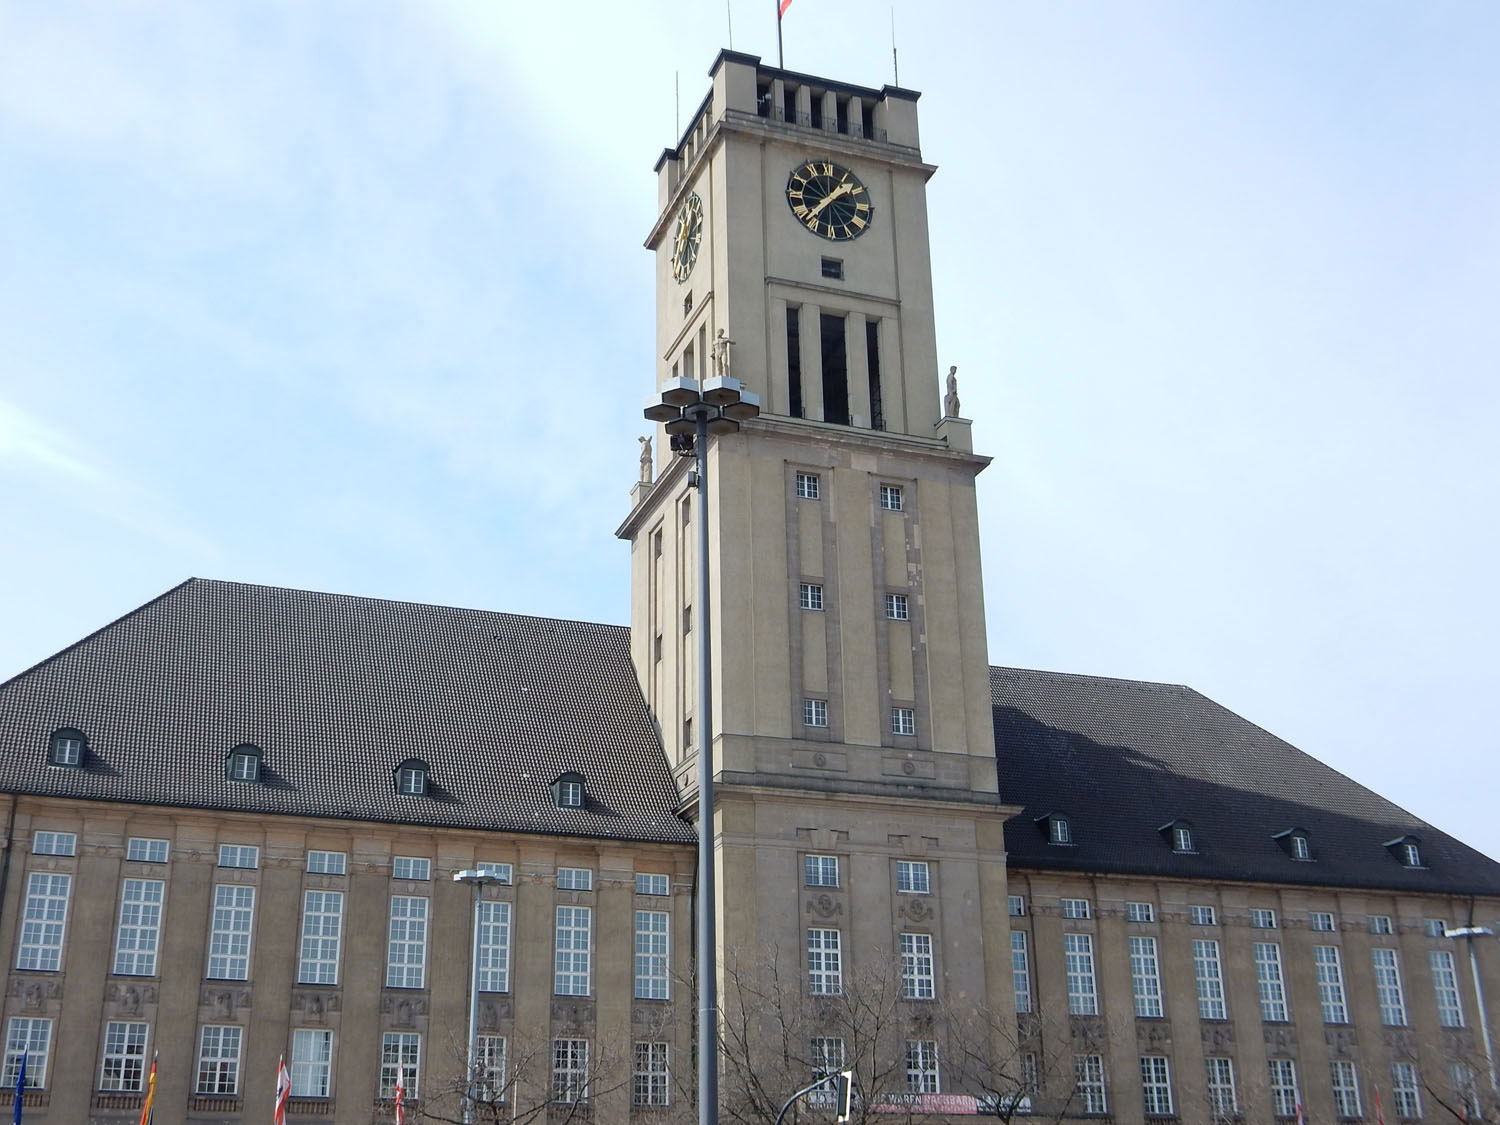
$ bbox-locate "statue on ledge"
[943,365,961,418]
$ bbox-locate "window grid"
[1205,1057,1237,1117]
[1008,895,1026,917]
[807,928,843,996]
[196,1025,242,1095]
[290,1029,332,1097]
[1130,935,1164,1018]
[905,1040,939,1094]
[809,1037,847,1108]
[380,1032,420,1100]
[805,855,839,887]
[16,873,69,972]
[1011,931,1032,1014]
[1432,950,1465,1027]
[50,733,82,766]
[207,885,254,980]
[635,911,670,1000]
[1065,933,1098,1015]
[1391,1062,1422,1118]
[633,1042,669,1108]
[1310,911,1336,932]
[126,838,169,864]
[1254,942,1288,1022]
[1075,1055,1107,1115]
[1193,938,1227,1020]
[879,484,903,511]
[555,906,592,996]
[100,1021,148,1091]
[477,1035,506,1102]
[1267,1058,1299,1118]
[478,901,511,993]
[803,699,829,728]
[113,879,164,976]
[896,861,930,894]
[228,750,259,782]
[1251,908,1278,929]
[795,473,820,500]
[385,896,428,989]
[1373,948,1408,1025]
[1450,1063,1481,1122]
[552,1039,590,1103]
[890,707,916,736]
[1140,1056,1173,1116]
[884,593,909,620]
[32,832,75,856]
[1060,897,1091,919]
[1424,918,1448,938]
[2,1018,51,1089]
[1314,945,1348,1024]
[1330,1059,1362,1119]
[636,873,669,896]
[1126,901,1155,923]
[1190,905,1217,926]
[217,844,258,869]
[1369,914,1394,935]
[392,857,430,881]
[556,867,593,890]
[799,583,824,611]
[396,765,426,795]
[901,933,935,999]
[306,850,346,875]
[298,890,343,986]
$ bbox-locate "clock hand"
[808,180,855,219]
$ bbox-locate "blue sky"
[3,2,1497,859]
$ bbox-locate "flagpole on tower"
[776,0,785,69]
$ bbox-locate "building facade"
[2,49,1500,1125]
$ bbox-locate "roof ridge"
[991,663,1190,693]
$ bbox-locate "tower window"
[799,583,824,611]
[795,472,820,500]
[394,760,429,797]
[48,728,86,768]
[226,745,262,783]
[879,485,903,511]
[683,291,693,316]
[803,699,829,728]
[885,593,909,620]
[552,772,586,809]
[821,258,843,280]
[787,307,804,418]
[819,313,849,425]
[891,707,916,736]
[866,318,884,430]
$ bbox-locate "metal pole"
[776,0,784,69]
[465,882,482,1125]
[1467,936,1499,1104]
[695,407,718,1125]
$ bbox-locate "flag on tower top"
[779,0,793,17]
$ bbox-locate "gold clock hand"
[808,180,855,219]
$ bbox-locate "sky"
[2,3,1497,858]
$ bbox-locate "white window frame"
[1291,833,1312,860]
[1075,1054,1107,1115]
[896,861,930,894]
[217,844,259,869]
[1205,1056,1237,1117]
[99,1021,149,1091]
[228,749,259,781]
[807,928,843,996]
[1008,894,1026,916]
[1374,947,1408,1026]
[50,733,82,766]
[306,850,346,875]
[1330,1058,1362,1119]
[901,932,935,999]
[196,1024,243,1095]
[1126,901,1155,923]
[804,855,839,887]
[1391,1062,1422,1118]
[297,890,343,986]
[1254,941,1288,1022]
[1011,931,1032,1014]
[290,1028,332,1097]
[1268,1058,1299,1118]
[1130,935,1164,1018]
[1189,904,1217,926]
[1140,1056,1173,1116]
[1250,908,1277,929]
[477,1035,506,1103]
[810,1038,847,1108]
[1065,932,1098,1015]
[799,583,824,611]
[879,484,904,511]
[1449,1062,1481,1122]
[795,472,820,500]
[884,593,909,620]
[556,867,593,890]
[392,856,430,881]
[2,1017,51,1089]
[556,777,582,808]
[633,1042,670,1108]
[905,1040,940,1094]
[1171,824,1194,852]
[635,910,670,1000]
[890,707,916,736]
[1310,911,1336,932]
[385,895,428,989]
[207,884,254,981]
[1424,918,1448,938]
[380,1032,420,1100]
[552,1038,590,1104]
[32,831,75,857]
[1314,944,1349,1024]
[1049,817,1072,845]
[1060,897,1091,919]
[1432,949,1465,1028]
[803,698,829,727]
[1193,938,1227,1020]
[636,873,669,896]
[1369,914,1394,935]
[478,901,511,993]
[554,905,592,996]
[126,838,169,864]
[17,872,70,973]
[113,879,164,976]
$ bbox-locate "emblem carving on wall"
[1137,1021,1172,1049]
[105,983,157,1014]
[900,898,934,922]
[1263,1027,1297,1054]
[13,980,61,1008]
[550,999,595,1027]
[381,996,427,1026]
[291,992,341,1023]
[633,1003,672,1028]
[1383,1029,1416,1058]
[481,998,512,1028]
[806,894,843,919]
[1201,1024,1235,1050]
[1325,1027,1358,1055]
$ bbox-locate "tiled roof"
[0,579,693,844]
[992,666,1500,895]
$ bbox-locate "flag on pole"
[1375,1085,1386,1125]
[274,1055,291,1125]
[136,1053,156,1125]
[1294,1103,1304,1125]
[12,1049,25,1125]
[778,0,792,15]
[394,1074,406,1125]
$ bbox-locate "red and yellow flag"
[137,1054,157,1125]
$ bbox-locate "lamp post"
[644,369,760,1125]
[453,869,507,1124]
[1446,925,1499,1107]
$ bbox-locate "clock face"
[671,193,703,283]
[786,161,873,241]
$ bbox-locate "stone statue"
[712,328,735,379]
[638,435,653,484]
[943,365,961,418]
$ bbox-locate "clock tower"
[619,49,1014,1013]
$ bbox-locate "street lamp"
[1446,925,1499,1107]
[453,869,507,1124]
[644,369,760,1125]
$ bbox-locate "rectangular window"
[1065,933,1098,1015]
[635,910,670,999]
[392,856,430,881]
[1374,948,1408,1025]
[890,707,916,736]
[805,855,839,887]
[554,905,592,995]
[477,901,511,993]
[1268,1058,1299,1118]
[803,698,829,727]
[297,890,343,986]
[633,1042,669,1107]
[1251,908,1278,929]
[1140,1056,1173,1116]
[905,1040,940,1094]
[557,867,593,890]
[126,838,169,864]
[795,471,820,500]
[1330,1059,1362,1119]
[207,885,254,980]
[2,1018,51,1088]
[306,850,346,875]
[1008,895,1026,917]
[1075,1055,1107,1115]
[820,313,849,426]
[885,593,909,620]
[113,879,164,976]
[879,484,903,511]
[552,1039,590,1103]
[1126,901,1155,923]
[1205,1057,1237,1117]
[636,873,669,896]
[217,844,258,869]
[808,928,843,995]
[1369,914,1394,935]
[1391,1062,1422,1118]
[820,257,843,280]
[1189,904,1216,925]
[385,896,428,989]
[196,1025,242,1095]
[1193,938,1227,1020]
[476,861,512,883]
[1450,1063,1480,1122]
[99,1021,148,1091]
[1310,911,1336,932]
[32,831,75,857]
[1011,931,1032,1014]
[1254,942,1288,1021]
[799,582,824,611]
[380,1032,420,1100]
[477,1035,506,1102]
[1432,949,1465,1027]
[1130,935,1164,1018]
[866,318,884,430]
[1314,945,1348,1023]
[810,1037,847,1108]
[290,1029,332,1097]
[1425,918,1448,938]
[901,933,935,999]
[1060,898,1091,919]
[787,309,804,419]
[896,861,930,894]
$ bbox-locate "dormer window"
[394,759,429,797]
[1160,819,1196,854]
[1273,828,1314,861]
[1386,836,1425,868]
[1291,834,1311,860]
[48,727,87,768]
[226,744,262,783]
[1036,812,1072,846]
[552,772,585,810]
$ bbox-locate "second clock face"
[786,161,872,241]
[671,193,703,283]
